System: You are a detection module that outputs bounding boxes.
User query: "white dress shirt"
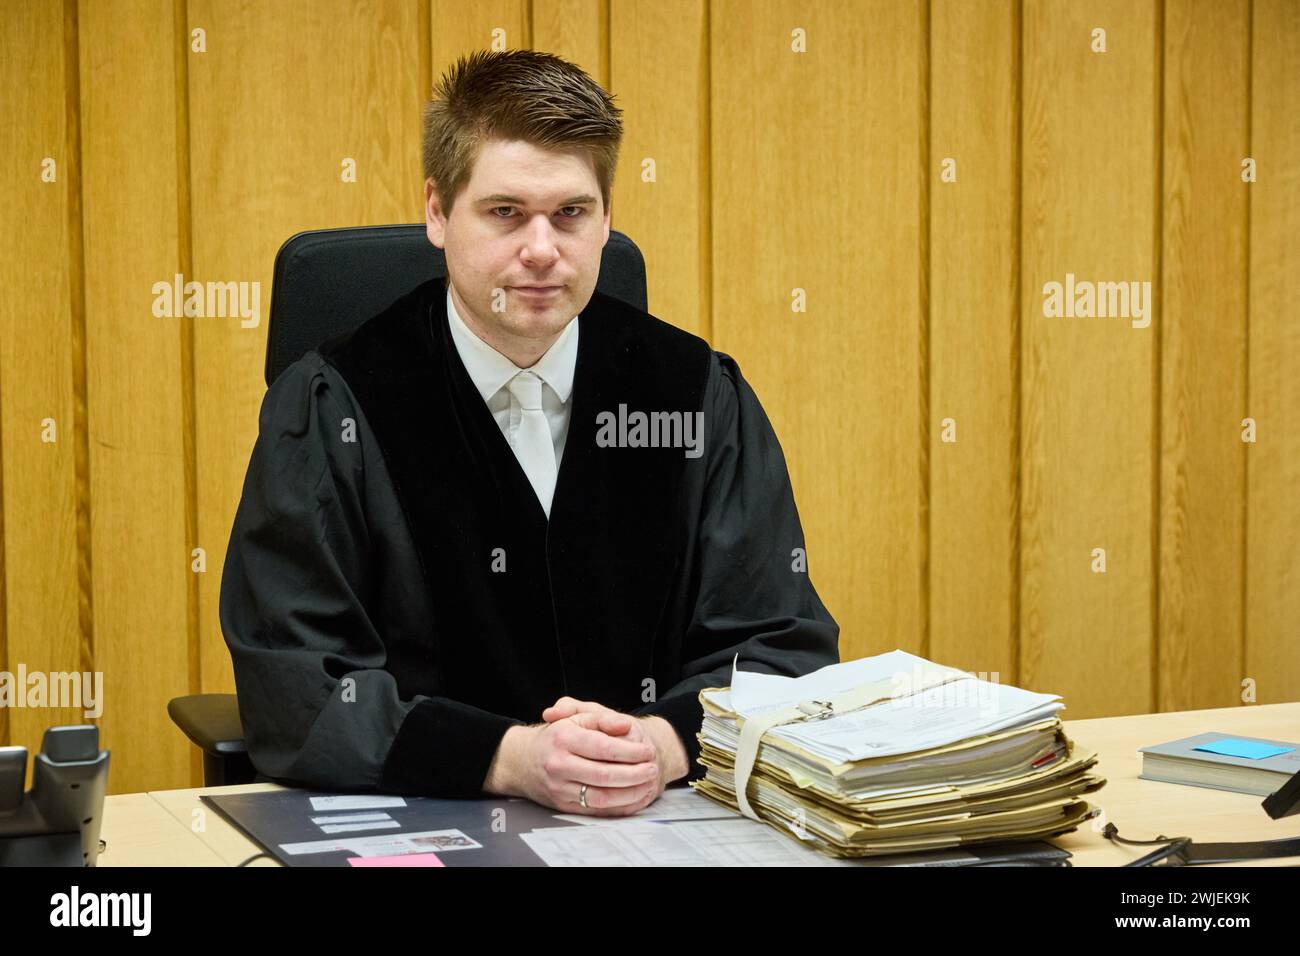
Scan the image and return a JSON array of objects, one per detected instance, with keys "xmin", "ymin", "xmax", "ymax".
[{"xmin": 445, "ymin": 286, "xmax": 580, "ymax": 468}]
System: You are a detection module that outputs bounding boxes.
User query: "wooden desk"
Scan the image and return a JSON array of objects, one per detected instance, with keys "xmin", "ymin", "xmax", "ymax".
[
  {"xmin": 145, "ymin": 782, "xmax": 284, "ymax": 866},
  {"xmin": 96, "ymin": 793, "xmax": 228, "ymax": 867},
  {"xmin": 100, "ymin": 701, "xmax": 1300, "ymax": 866},
  {"xmin": 1056, "ymin": 701, "xmax": 1299, "ymax": 866}
]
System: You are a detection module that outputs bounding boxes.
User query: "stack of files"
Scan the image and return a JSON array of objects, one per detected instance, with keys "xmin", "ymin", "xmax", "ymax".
[{"xmin": 689, "ymin": 649, "xmax": 1106, "ymax": 858}]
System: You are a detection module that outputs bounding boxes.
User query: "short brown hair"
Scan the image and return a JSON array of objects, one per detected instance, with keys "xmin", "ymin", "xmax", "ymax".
[{"xmin": 423, "ymin": 49, "xmax": 624, "ymax": 218}]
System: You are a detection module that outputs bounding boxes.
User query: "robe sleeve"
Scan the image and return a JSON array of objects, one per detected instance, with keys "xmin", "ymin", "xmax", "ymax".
[
  {"xmin": 631, "ymin": 351, "xmax": 841, "ymax": 781},
  {"xmin": 219, "ymin": 352, "xmax": 523, "ymax": 798}
]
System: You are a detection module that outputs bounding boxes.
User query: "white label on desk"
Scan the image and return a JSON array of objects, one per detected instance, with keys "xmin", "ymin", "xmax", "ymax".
[
  {"xmin": 318, "ymin": 820, "xmax": 402, "ymax": 835},
  {"xmin": 310, "ymin": 812, "xmax": 394, "ymax": 826},
  {"xmin": 280, "ymin": 828, "xmax": 482, "ymax": 858},
  {"xmin": 309, "ymin": 795, "xmax": 408, "ymax": 812}
]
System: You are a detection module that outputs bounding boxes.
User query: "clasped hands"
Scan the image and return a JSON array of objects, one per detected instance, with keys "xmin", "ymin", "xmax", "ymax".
[{"xmin": 486, "ymin": 696, "xmax": 689, "ymax": 817}]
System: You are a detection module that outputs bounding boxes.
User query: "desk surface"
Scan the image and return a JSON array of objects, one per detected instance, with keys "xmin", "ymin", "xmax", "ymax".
[{"xmin": 98, "ymin": 701, "xmax": 1300, "ymax": 867}]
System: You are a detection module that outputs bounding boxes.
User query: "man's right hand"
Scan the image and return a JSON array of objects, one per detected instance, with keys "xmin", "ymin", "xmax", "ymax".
[{"xmin": 483, "ymin": 712, "xmax": 661, "ymax": 816}]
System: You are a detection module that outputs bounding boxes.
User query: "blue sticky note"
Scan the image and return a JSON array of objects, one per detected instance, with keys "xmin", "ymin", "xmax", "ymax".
[{"xmin": 1193, "ymin": 738, "xmax": 1293, "ymax": 760}]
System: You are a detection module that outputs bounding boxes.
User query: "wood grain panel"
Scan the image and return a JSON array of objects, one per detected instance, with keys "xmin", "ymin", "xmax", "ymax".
[
  {"xmin": 1247, "ymin": 0, "xmax": 1300, "ymax": 703},
  {"xmin": 430, "ymin": 0, "xmax": 530, "ymax": 67},
  {"xmin": 608, "ymin": 0, "xmax": 709, "ymax": 338},
  {"xmin": 77, "ymin": 0, "xmax": 193, "ymax": 793},
  {"xmin": 712, "ymin": 0, "xmax": 926, "ymax": 663},
  {"xmin": 929, "ymin": 0, "xmax": 1018, "ymax": 681},
  {"xmin": 1020, "ymin": 0, "xmax": 1158, "ymax": 716},
  {"xmin": 534, "ymin": 0, "xmax": 606, "ymax": 86},
  {"xmin": 0, "ymin": 0, "xmax": 87, "ymax": 779},
  {"xmin": 1158, "ymin": 0, "xmax": 1249, "ymax": 712}
]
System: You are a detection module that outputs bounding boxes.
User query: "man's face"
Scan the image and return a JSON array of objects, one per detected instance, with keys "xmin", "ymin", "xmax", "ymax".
[{"xmin": 425, "ymin": 137, "xmax": 611, "ymax": 363}]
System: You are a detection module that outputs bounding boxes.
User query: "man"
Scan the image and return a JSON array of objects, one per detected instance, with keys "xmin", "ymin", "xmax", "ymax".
[{"xmin": 220, "ymin": 49, "xmax": 838, "ymax": 819}]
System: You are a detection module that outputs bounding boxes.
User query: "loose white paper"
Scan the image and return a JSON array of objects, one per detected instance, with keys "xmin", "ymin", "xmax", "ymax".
[{"xmin": 520, "ymin": 818, "xmax": 857, "ymax": 867}]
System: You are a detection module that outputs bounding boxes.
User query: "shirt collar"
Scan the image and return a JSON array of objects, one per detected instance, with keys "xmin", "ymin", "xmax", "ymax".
[{"xmin": 446, "ymin": 286, "xmax": 579, "ymax": 404}]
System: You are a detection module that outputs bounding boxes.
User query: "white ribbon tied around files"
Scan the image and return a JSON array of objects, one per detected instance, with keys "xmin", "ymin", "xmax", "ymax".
[{"xmin": 730, "ymin": 659, "xmax": 976, "ymax": 823}]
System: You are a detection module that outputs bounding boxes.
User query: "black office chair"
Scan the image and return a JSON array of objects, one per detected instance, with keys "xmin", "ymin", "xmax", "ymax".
[{"xmin": 169, "ymin": 223, "xmax": 649, "ymax": 787}]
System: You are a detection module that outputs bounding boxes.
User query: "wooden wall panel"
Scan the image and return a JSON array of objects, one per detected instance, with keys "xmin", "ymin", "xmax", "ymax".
[
  {"xmin": 534, "ymin": 0, "xmax": 606, "ymax": 86},
  {"xmin": 78, "ymin": 0, "xmax": 193, "ymax": 792},
  {"xmin": 608, "ymin": 0, "xmax": 710, "ymax": 339},
  {"xmin": 711, "ymin": 0, "xmax": 926, "ymax": 664},
  {"xmin": 1247, "ymin": 0, "xmax": 1300, "ymax": 703},
  {"xmin": 0, "ymin": 0, "xmax": 87, "ymax": 780},
  {"xmin": 430, "ymin": 0, "xmax": 530, "ymax": 69},
  {"xmin": 1158, "ymin": 0, "xmax": 1249, "ymax": 712},
  {"xmin": 1020, "ymin": 0, "xmax": 1159, "ymax": 716},
  {"xmin": 929, "ymin": 0, "xmax": 1019, "ymax": 682}
]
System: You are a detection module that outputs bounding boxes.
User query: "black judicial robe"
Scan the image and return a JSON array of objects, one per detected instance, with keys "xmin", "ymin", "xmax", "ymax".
[{"xmin": 219, "ymin": 274, "xmax": 839, "ymax": 799}]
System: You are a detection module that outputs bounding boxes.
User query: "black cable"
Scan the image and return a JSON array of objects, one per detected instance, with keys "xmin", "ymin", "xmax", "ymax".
[
  {"xmin": 1102, "ymin": 823, "xmax": 1193, "ymax": 866},
  {"xmin": 1102, "ymin": 822, "xmax": 1188, "ymax": 845}
]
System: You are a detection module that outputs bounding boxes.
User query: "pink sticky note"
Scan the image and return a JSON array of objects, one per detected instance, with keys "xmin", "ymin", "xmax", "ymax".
[{"xmin": 347, "ymin": 852, "xmax": 444, "ymax": 867}]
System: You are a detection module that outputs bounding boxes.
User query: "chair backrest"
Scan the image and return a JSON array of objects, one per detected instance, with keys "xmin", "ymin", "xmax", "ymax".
[{"xmin": 265, "ymin": 223, "xmax": 648, "ymax": 386}]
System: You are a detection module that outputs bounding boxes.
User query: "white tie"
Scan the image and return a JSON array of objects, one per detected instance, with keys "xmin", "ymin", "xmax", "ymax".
[{"xmin": 506, "ymin": 371, "xmax": 557, "ymax": 516}]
